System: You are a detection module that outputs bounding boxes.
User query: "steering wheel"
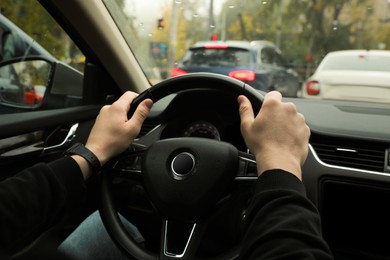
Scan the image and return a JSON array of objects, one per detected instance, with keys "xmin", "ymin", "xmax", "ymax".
[{"xmin": 100, "ymin": 73, "xmax": 264, "ymax": 260}]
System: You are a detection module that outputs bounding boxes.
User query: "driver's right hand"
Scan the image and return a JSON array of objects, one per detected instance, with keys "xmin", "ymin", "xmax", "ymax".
[{"xmin": 237, "ymin": 91, "xmax": 310, "ymax": 180}]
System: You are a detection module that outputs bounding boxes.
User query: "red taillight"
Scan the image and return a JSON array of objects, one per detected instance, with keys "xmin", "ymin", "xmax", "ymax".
[
  {"xmin": 170, "ymin": 68, "xmax": 187, "ymax": 78},
  {"xmin": 306, "ymin": 80, "xmax": 320, "ymax": 95},
  {"xmin": 228, "ymin": 70, "xmax": 256, "ymax": 81}
]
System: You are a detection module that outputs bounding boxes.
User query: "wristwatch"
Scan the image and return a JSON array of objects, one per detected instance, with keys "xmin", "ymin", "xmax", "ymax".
[{"xmin": 65, "ymin": 143, "xmax": 101, "ymax": 173}]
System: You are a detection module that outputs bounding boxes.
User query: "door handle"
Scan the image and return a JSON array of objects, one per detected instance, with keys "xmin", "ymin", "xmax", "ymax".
[{"xmin": 43, "ymin": 123, "xmax": 79, "ymax": 153}]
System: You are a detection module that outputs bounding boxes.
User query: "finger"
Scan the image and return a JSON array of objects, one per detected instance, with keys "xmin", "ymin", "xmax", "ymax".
[
  {"xmin": 238, "ymin": 95, "xmax": 254, "ymax": 129},
  {"xmin": 115, "ymin": 91, "xmax": 139, "ymax": 112},
  {"xmin": 284, "ymin": 102, "xmax": 298, "ymax": 114},
  {"xmin": 127, "ymin": 99, "xmax": 153, "ymax": 130},
  {"xmin": 263, "ymin": 91, "xmax": 282, "ymax": 106}
]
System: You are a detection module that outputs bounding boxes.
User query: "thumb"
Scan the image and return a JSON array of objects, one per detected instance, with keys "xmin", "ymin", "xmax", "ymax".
[
  {"xmin": 238, "ymin": 95, "xmax": 254, "ymax": 129},
  {"xmin": 127, "ymin": 99, "xmax": 153, "ymax": 132}
]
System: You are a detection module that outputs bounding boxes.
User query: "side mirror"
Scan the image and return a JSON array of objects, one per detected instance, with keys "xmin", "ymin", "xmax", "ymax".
[{"xmin": 0, "ymin": 58, "xmax": 51, "ymax": 107}]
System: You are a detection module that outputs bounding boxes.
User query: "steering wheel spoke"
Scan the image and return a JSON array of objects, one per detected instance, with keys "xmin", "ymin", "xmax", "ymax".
[
  {"xmin": 110, "ymin": 144, "xmax": 147, "ymax": 180},
  {"xmin": 236, "ymin": 151, "xmax": 258, "ymax": 181},
  {"xmin": 160, "ymin": 220, "xmax": 206, "ymax": 259}
]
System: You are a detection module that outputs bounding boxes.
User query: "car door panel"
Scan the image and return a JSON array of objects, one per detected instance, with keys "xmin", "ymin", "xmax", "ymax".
[
  {"xmin": 0, "ymin": 106, "xmax": 99, "ymax": 139},
  {"xmin": 0, "ymin": 106, "xmax": 100, "ymax": 180}
]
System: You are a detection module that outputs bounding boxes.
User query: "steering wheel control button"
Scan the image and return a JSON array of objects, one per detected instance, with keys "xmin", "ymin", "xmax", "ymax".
[{"xmin": 171, "ymin": 152, "xmax": 195, "ymax": 179}]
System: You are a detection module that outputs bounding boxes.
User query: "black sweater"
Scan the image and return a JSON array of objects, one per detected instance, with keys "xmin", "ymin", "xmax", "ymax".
[
  {"xmin": 0, "ymin": 158, "xmax": 333, "ymax": 259},
  {"xmin": 0, "ymin": 157, "xmax": 85, "ymax": 253},
  {"xmin": 240, "ymin": 169, "xmax": 333, "ymax": 259}
]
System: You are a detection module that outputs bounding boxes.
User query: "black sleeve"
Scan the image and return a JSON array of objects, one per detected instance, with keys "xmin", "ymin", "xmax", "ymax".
[
  {"xmin": 239, "ymin": 169, "xmax": 333, "ymax": 259},
  {"xmin": 0, "ymin": 157, "xmax": 86, "ymax": 252}
]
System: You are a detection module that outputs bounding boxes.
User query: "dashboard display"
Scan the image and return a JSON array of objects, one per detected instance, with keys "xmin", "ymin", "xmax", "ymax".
[{"xmin": 183, "ymin": 121, "xmax": 221, "ymax": 140}]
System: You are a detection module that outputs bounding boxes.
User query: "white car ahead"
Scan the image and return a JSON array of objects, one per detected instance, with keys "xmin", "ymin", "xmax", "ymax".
[{"xmin": 302, "ymin": 50, "xmax": 390, "ymax": 103}]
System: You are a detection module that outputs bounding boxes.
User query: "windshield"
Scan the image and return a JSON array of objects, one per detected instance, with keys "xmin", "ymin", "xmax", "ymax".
[
  {"xmin": 102, "ymin": 0, "xmax": 390, "ymax": 103},
  {"xmin": 321, "ymin": 54, "xmax": 390, "ymax": 72}
]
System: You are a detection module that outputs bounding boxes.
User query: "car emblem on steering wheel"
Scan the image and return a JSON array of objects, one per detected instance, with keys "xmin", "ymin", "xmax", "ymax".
[{"xmin": 171, "ymin": 152, "xmax": 195, "ymax": 180}]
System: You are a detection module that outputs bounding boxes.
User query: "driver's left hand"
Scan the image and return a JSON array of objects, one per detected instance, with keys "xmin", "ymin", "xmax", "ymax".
[{"xmin": 86, "ymin": 91, "xmax": 153, "ymax": 167}]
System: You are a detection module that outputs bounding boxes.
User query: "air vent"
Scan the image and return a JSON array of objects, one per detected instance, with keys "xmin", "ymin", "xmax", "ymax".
[{"xmin": 310, "ymin": 133, "xmax": 389, "ymax": 173}]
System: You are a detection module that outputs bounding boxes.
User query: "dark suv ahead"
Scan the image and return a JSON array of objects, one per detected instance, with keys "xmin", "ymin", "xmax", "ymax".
[{"xmin": 170, "ymin": 40, "xmax": 300, "ymax": 97}]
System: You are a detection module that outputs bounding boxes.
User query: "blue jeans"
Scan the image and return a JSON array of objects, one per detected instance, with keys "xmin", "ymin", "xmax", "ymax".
[{"xmin": 58, "ymin": 211, "xmax": 144, "ymax": 259}]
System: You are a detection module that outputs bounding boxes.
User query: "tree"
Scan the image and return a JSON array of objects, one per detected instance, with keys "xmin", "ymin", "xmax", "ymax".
[{"xmin": 219, "ymin": 0, "xmax": 378, "ymax": 77}]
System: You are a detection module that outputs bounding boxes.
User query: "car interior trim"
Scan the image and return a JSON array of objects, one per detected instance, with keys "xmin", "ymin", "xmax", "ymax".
[
  {"xmin": 163, "ymin": 220, "xmax": 196, "ymax": 258},
  {"xmin": 309, "ymin": 144, "xmax": 390, "ymax": 177}
]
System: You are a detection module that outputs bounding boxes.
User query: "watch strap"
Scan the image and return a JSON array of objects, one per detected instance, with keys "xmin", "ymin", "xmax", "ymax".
[{"xmin": 65, "ymin": 143, "xmax": 101, "ymax": 173}]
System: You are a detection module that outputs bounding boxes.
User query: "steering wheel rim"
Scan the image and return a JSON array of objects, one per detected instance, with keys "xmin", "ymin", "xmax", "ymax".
[{"xmin": 100, "ymin": 73, "xmax": 264, "ymax": 260}]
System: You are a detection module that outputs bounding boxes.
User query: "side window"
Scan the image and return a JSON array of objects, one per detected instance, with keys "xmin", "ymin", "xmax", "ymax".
[
  {"xmin": 0, "ymin": 2, "xmax": 84, "ymax": 113},
  {"xmin": 0, "ymin": 29, "xmax": 14, "ymax": 62},
  {"xmin": 260, "ymin": 47, "xmax": 274, "ymax": 65},
  {"xmin": 273, "ymin": 51, "xmax": 284, "ymax": 67}
]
